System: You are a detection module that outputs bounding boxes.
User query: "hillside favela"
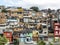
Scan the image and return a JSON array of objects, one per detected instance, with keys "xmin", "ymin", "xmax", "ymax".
[{"xmin": 0, "ymin": 1, "xmax": 60, "ymax": 45}]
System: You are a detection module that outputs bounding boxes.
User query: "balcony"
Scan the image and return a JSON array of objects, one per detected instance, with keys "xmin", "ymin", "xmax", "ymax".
[
  {"xmin": 0, "ymin": 26, "xmax": 6, "ymax": 29},
  {"xmin": 9, "ymin": 22, "xmax": 18, "ymax": 25},
  {"xmin": 23, "ymin": 15, "xmax": 32, "ymax": 18},
  {"xmin": 39, "ymin": 33, "xmax": 48, "ymax": 36},
  {"xmin": 28, "ymin": 20, "xmax": 35, "ymax": 23},
  {"xmin": 7, "ymin": 19, "xmax": 18, "ymax": 22},
  {"xmin": 0, "ymin": 23, "xmax": 7, "ymax": 25},
  {"xmin": 52, "ymin": 18, "xmax": 58, "ymax": 21},
  {"xmin": 28, "ymin": 25, "xmax": 35, "ymax": 28}
]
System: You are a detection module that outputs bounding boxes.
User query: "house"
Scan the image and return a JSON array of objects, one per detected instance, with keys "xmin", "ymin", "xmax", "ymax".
[
  {"xmin": 0, "ymin": 6, "xmax": 5, "ymax": 12},
  {"xmin": 0, "ymin": 13, "xmax": 7, "ymax": 24},
  {"xmin": 6, "ymin": 7, "xmax": 24, "ymax": 19},
  {"xmin": 38, "ymin": 23, "xmax": 48, "ymax": 41},
  {"xmin": 6, "ymin": 16, "xmax": 19, "ymax": 28}
]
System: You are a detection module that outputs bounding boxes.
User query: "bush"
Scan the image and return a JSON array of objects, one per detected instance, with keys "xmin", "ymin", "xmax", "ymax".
[
  {"xmin": 37, "ymin": 40, "xmax": 46, "ymax": 45},
  {"xmin": 13, "ymin": 38, "xmax": 19, "ymax": 45},
  {"xmin": 0, "ymin": 36, "xmax": 8, "ymax": 45},
  {"xmin": 49, "ymin": 42, "xmax": 53, "ymax": 45}
]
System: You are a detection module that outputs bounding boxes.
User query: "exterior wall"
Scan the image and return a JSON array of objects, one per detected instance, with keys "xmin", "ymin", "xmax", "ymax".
[
  {"xmin": 36, "ymin": 12, "xmax": 42, "ymax": 17},
  {"xmin": 13, "ymin": 27, "xmax": 23, "ymax": 32},
  {"xmin": 0, "ymin": 13, "xmax": 7, "ymax": 24},
  {"xmin": 7, "ymin": 8, "xmax": 24, "ymax": 18},
  {"xmin": 0, "ymin": 6, "xmax": 5, "ymax": 12}
]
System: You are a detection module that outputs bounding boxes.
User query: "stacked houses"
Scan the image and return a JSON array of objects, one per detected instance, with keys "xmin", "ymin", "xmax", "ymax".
[{"xmin": 0, "ymin": 6, "xmax": 59, "ymax": 43}]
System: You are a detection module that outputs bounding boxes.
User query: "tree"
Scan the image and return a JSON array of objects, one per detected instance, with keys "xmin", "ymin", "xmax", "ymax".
[
  {"xmin": 48, "ymin": 8, "xmax": 51, "ymax": 14},
  {"xmin": 17, "ymin": 7, "xmax": 22, "ymax": 9},
  {"xmin": 13, "ymin": 38, "xmax": 19, "ymax": 45},
  {"xmin": 30, "ymin": 6, "xmax": 39, "ymax": 12},
  {"xmin": 57, "ymin": 9, "xmax": 60, "ymax": 12},
  {"xmin": 2, "ymin": 9, "xmax": 8, "ymax": 13}
]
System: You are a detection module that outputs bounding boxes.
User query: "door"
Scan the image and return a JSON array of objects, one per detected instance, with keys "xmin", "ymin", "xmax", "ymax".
[{"xmin": 19, "ymin": 34, "xmax": 25, "ymax": 42}]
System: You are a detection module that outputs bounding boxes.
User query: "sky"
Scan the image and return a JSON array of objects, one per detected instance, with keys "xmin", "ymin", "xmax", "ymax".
[{"xmin": 0, "ymin": 0, "xmax": 60, "ymax": 9}]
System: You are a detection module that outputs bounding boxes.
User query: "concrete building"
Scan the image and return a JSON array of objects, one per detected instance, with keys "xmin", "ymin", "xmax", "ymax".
[
  {"xmin": 0, "ymin": 13, "xmax": 7, "ymax": 24},
  {"xmin": 6, "ymin": 7, "xmax": 24, "ymax": 18},
  {"xmin": 0, "ymin": 6, "xmax": 5, "ymax": 12}
]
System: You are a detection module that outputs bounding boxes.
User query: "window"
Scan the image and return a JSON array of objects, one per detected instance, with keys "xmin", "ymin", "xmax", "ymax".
[
  {"xmin": 36, "ymin": 20, "xmax": 40, "ymax": 23},
  {"xmin": 17, "ymin": 12, "xmax": 22, "ymax": 14},
  {"xmin": 44, "ymin": 32, "xmax": 47, "ymax": 34},
  {"xmin": 42, "ymin": 25, "xmax": 47, "ymax": 28},
  {"xmin": 24, "ymin": 18, "xmax": 28, "ymax": 22},
  {"xmin": 12, "ymin": 12, "xmax": 14, "ymax": 14},
  {"xmin": 39, "ymin": 30, "xmax": 43, "ymax": 33},
  {"xmin": 0, "ymin": 9, "xmax": 1, "ymax": 12},
  {"xmin": 27, "ymin": 38, "xmax": 29, "ymax": 41},
  {"xmin": 10, "ymin": 16, "xmax": 17, "ymax": 19},
  {"xmin": 26, "ymin": 37, "xmax": 31, "ymax": 42},
  {"xmin": 48, "ymin": 27, "xmax": 51, "ymax": 30},
  {"xmin": 32, "ymin": 13, "xmax": 35, "ymax": 16},
  {"xmin": 20, "ymin": 19, "xmax": 23, "ymax": 22},
  {"xmin": 0, "ymin": 17, "xmax": 2, "ymax": 18},
  {"xmin": 54, "ymin": 21, "xmax": 57, "ymax": 23},
  {"xmin": 36, "ymin": 32, "xmax": 38, "ymax": 35},
  {"xmin": 43, "ymin": 21, "xmax": 46, "ymax": 23},
  {"xmin": 24, "ymin": 14, "xmax": 28, "ymax": 16}
]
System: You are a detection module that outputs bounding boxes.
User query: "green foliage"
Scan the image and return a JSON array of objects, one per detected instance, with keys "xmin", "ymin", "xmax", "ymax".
[
  {"xmin": 49, "ymin": 42, "xmax": 53, "ymax": 45},
  {"xmin": 17, "ymin": 7, "xmax": 22, "ymax": 9},
  {"xmin": 2, "ymin": 9, "xmax": 8, "ymax": 13},
  {"xmin": 30, "ymin": 6, "xmax": 39, "ymax": 12},
  {"xmin": 37, "ymin": 40, "xmax": 46, "ymax": 45},
  {"xmin": 14, "ymin": 39, "xmax": 19, "ymax": 45},
  {"xmin": 53, "ymin": 38, "xmax": 55, "ymax": 42},
  {"xmin": 0, "ymin": 36, "xmax": 8, "ymax": 45},
  {"xmin": 48, "ymin": 8, "xmax": 51, "ymax": 14}
]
